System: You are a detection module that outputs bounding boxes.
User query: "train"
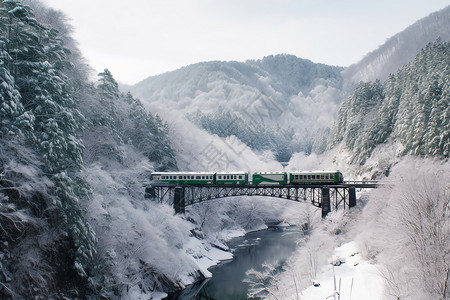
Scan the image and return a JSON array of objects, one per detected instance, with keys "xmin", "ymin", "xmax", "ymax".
[{"xmin": 150, "ymin": 170, "xmax": 344, "ymax": 185}]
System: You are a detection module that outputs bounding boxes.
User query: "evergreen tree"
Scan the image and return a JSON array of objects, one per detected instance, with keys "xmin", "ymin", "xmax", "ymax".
[
  {"xmin": 0, "ymin": 43, "xmax": 32, "ymax": 136},
  {"xmin": 0, "ymin": 2, "xmax": 96, "ymax": 295}
]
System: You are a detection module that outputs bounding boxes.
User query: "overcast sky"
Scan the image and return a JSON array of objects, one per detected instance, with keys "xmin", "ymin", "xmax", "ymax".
[{"xmin": 44, "ymin": 0, "xmax": 449, "ymax": 85}]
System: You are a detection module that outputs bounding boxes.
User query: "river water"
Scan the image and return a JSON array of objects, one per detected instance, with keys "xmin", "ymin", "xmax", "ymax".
[{"xmin": 169, "ymin": 226, "xmax": 302, "ymax": 299}]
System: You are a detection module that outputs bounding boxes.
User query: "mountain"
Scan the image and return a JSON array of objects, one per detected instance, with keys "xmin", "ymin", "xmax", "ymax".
[
  {"xmin": 343, "ymin": 5, "xmax": 450, "ymax": 83},
  {"xmin": 130, "ymin": 55, "xmax": 345, "ymax": 160},
  {"xmin": 131, "ymin": 55, "xmax": 343, "ymax": 110},
  {"xmin": 130, "ymin": 6, "xmax": 450, "ymax": 162}
]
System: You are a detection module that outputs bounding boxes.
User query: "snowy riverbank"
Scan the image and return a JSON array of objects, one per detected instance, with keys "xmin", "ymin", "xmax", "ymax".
[{"xmin": 300, "ymin": 241, "xmax": 384, "ymax": 300}]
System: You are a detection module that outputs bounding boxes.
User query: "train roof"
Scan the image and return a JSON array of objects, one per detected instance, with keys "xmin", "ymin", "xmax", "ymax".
[
  {"xmin": 215, "ymin": 171, "xmax": 247, "ymax": 174},
  {"xmin": 253, "ymin": 171, "xmax": 287, "ymax": 174},
  {"xmin": 151, "ymin": 171, "xmax": 215, "ymax": 175},
  {"xmin": 289, "ymin": 170, "xmax": 342, "ymax": 174},
  {"xmin": 152, "ymin": 170, "xmax": 342, "ymax": 175}
]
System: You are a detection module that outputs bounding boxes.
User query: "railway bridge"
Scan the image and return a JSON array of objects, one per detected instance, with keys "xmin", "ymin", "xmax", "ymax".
[{"xmin": 145, "ymin": 181, "xmax": 379, "ymax": 218}]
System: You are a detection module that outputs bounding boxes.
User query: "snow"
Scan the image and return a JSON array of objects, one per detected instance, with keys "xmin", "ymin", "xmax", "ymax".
[
  {"xmin": 300, "ymin": 242, "xmax": 384, "ymax": 300},
  {"xmin": 195, "ymin": 246, "xmax": 233, "ymax": 278}
]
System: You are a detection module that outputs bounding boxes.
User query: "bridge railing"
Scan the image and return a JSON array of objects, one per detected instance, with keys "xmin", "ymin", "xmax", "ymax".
[{"xmin": 344, "ymin": 180, "xmax": 377, "ymax": 185}]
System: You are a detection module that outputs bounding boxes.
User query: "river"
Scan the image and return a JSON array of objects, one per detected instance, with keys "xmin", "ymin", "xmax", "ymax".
[{"xmin": 168, "ymin": 225, "xmax": 302, "ymax": 299}]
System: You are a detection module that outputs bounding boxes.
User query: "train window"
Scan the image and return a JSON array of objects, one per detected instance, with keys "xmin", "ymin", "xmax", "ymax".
[
  {"xmin": 239, "ymin": 175, "xmax": 242, "ymax": 179},
  {"xmin": 201, "ymin": 176, "xmax": 204, "ymax": 179},
  {"xmin": 218, "ymin": 176, "xmax": 222, "ymax": 179},
  {"xmin": 234, "ymin": 176, "xmax": 236, "ymax": 179},
  {"xmin": 196, "ymin": 176, "xmax": 200, "ymax": 179},
  {"xmin": 307, "ymin": 175, "xmax": 311, "ymax": 180}
]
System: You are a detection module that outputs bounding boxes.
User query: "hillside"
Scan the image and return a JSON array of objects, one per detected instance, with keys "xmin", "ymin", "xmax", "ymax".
[
  {"xmin": 331, "ymin": 40, "xmax": 449, "ymax": 168},
  {"xmin": 0, "ymin": 2, "xmax": 203, "ymax": 299},
  {"xmin": 343, "ymin": 5, "xmax": 450, "ymax": 82}
]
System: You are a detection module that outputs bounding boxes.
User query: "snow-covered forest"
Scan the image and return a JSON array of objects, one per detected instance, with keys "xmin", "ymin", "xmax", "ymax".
[
  {"xmin": 332, "ymin": 41, "xmax": 450, "ymax": 164},
  {"xmin": 1, "ymin": 0, "xmax": 449, "ymax": 299},
  {"xmin": 130, "ymin": 56, "xmax": 345, "ymax": 161}
]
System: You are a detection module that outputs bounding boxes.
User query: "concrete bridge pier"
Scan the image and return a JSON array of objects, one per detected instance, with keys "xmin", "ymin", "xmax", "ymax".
[
  {"xmin": 321, "ymin": 187, "xmax": 331, "ymax": 218},
  {"xmin": 349, "ymin": 187, "xmax": 356, "ymax": 208},
  {"xmin": 174, "ymin": 186, "xmax": 185, "ymax": 214},
  {"xmin": 145, "ymin": 185, "xmax": 156, "ymax": 198}
]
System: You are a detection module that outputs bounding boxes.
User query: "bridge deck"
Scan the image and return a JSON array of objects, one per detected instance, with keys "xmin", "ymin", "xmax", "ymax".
[{"xmin": 146, "ymin": 181, "xmax": 380, "ymax": 217}]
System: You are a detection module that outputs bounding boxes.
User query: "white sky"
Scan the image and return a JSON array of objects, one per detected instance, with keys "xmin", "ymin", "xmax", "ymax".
[{"xmin": 43, "ymin": 0, "xmax": 449, "ymax": 85}]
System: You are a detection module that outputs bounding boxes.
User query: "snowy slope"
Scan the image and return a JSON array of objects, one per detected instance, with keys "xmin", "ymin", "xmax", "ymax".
[
  {"xmin": 343, "ymin": 5, "xmax": 450, "ymax": 82},
  {"xmin": 300, "ymin": 242, "xmax": 384, "ymax": 300}
]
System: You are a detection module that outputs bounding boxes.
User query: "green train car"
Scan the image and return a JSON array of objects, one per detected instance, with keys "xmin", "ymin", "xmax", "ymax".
[
  {"xmin": 252, "ymin": 172, "xmax": 287, "ymax": 185},
  {"xmin": 289, "ymin": 170, "xmax": 343, "ymax": 184}
]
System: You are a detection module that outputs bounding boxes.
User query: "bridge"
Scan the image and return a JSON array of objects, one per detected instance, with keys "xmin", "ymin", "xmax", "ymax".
[{"xmin": 145, "ymin": 181, "xmax": 379, "ymax": 217}]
